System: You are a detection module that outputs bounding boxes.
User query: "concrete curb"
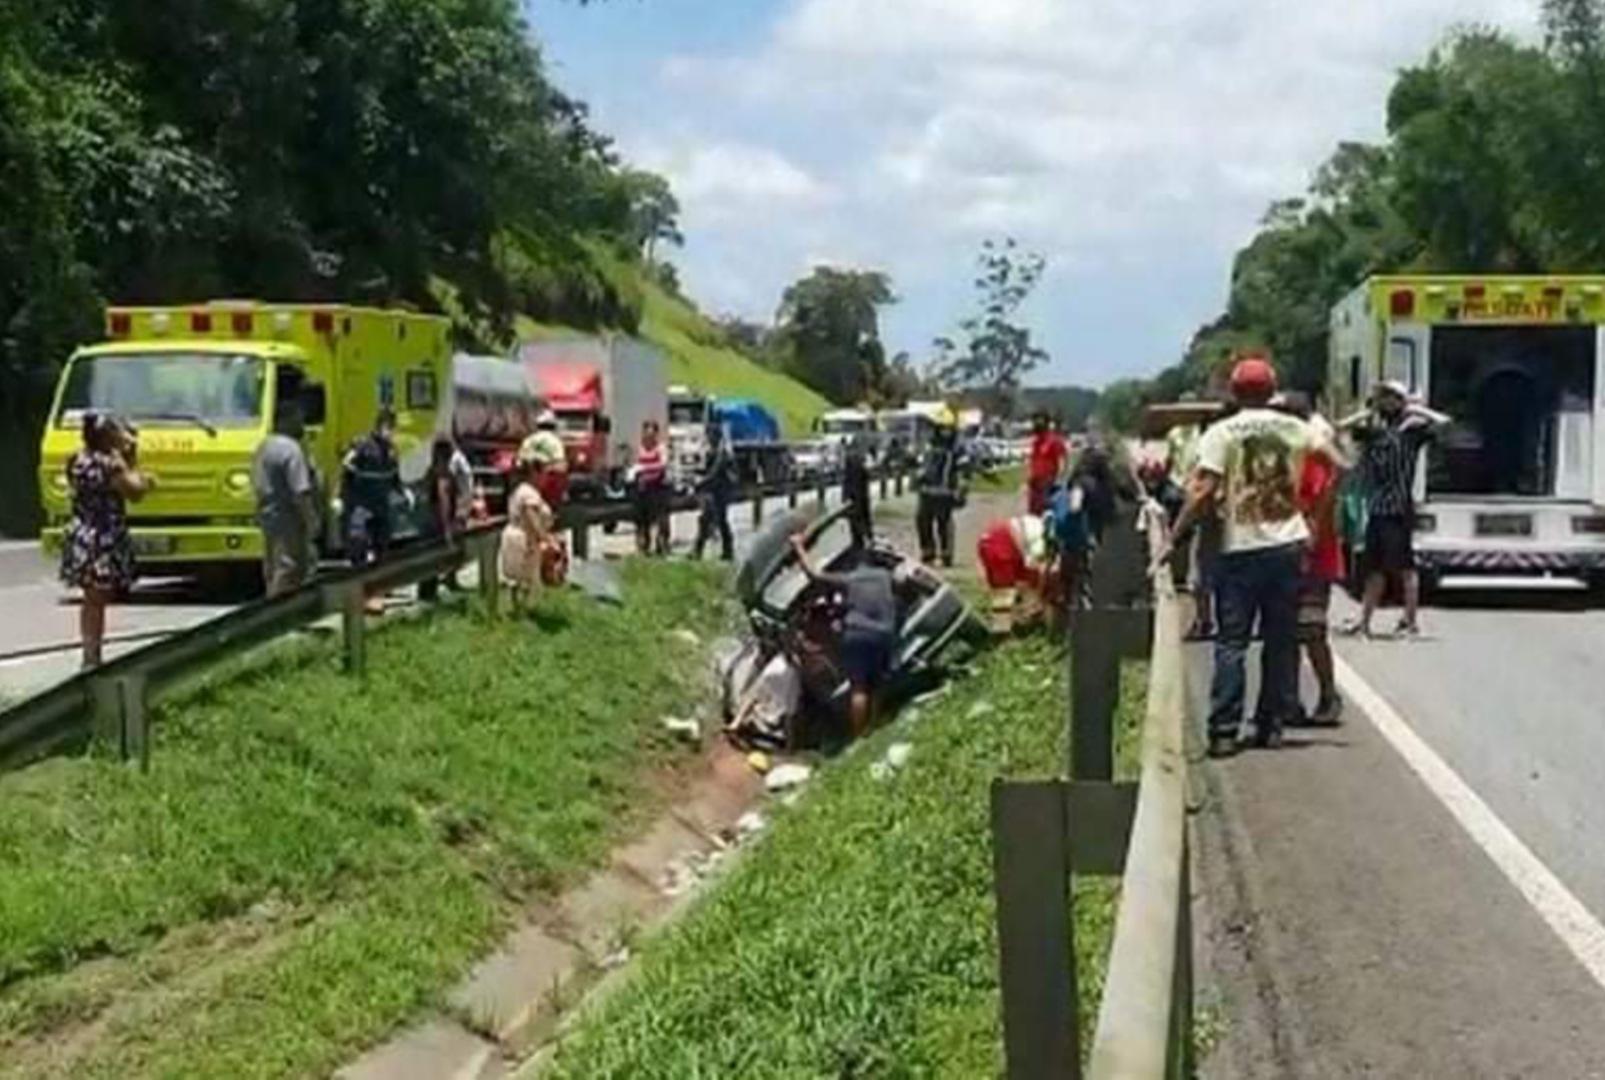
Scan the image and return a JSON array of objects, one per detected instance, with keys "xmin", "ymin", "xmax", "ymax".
[{"xmin": 337, "ymin": 743, "xmax": 766, "ymax": 1080}]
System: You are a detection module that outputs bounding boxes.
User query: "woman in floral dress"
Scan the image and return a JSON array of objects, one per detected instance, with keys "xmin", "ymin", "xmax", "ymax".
[{"xmin": 59, "ymin": 413, "xmax": 153, "ymax": 667}]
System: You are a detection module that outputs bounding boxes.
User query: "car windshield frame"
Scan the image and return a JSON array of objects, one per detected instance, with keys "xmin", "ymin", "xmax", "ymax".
[
  {"xmin": 669, "ymin": 402, "xmax": 707, "ymax": 426},
  {"xmin": 55, "ymin": 352, "xmax": 267, "ymax": 431}
]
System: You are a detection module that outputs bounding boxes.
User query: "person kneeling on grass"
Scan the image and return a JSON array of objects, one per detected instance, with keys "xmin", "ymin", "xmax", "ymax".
[
  {"xmin": 500, "ymin": 456, "xmax": 556, "ymax": 609},
  {"xmin": 789, "ymin": 534, "xmax": 900, "ymax": 738}
]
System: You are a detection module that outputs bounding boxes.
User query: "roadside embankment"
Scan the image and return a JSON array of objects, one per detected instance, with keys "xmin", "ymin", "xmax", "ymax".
[
  {"xmin": 539, "ymin": 633, "xmax": 1146, "ymax": 1077},
  {"xmin": 0, "ymin": 562, "xmax": 731, "ymax": 1079}
]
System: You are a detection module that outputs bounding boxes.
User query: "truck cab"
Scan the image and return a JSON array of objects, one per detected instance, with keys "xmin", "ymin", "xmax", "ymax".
[
  {"xmin": 668, "ymin": 384, "xmax": 711, "ymax": 485},
  {"xmin": 1329, "ymin": 276, "xmax": 1605, "ymax": 582}
]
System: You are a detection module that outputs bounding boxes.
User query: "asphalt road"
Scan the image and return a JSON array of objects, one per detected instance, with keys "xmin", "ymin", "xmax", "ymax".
[
  {"xmin": 0, "ymin": 486, "xmax": 865, "ymax": 700},
  {"xmin": 1197, "ymin": 586, "xmax": 1605, "ymax": 1077}
]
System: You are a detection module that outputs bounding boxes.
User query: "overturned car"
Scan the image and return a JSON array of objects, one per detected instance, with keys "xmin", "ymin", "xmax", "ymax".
[{"xmin": 722, "ymin": 505, "xmax": 983, "ymax": 750}]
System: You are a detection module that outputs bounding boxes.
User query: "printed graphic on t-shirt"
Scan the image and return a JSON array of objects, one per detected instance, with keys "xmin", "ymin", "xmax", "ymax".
[
  {"xmin": 1233, "ymin": 433, "xmax": 1299, "ymax": 526},
  {"xmin": 1196, "ymin": 409, "xmax": 1313, "ymax": 553}
]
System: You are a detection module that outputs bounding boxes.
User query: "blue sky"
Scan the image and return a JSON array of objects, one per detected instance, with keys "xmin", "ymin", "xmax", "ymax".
[{"xmin": 527, "ymin": 0, "xmax": 1539, "ymax": 390}]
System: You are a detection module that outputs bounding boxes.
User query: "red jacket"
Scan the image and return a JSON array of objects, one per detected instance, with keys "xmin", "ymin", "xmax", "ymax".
[{"xmin": 1028, "ymin": 432, "xmax": 1068, "ymax": 485}]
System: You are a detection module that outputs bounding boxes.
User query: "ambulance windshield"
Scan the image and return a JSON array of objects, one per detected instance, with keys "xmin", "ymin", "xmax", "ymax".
[{"xmin": 56, "ymin": 353, "xmax": 266, "ymax": 431}]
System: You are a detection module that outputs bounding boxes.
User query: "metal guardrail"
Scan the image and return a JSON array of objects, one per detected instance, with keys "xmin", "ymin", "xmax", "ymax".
[
  {"xmin": 0, "ymin": 470, "xmax": 907, "ymax": 775},
  {"xmin": 990, "ymin": 512, "xmax": 1194, "ymax": 1078}
]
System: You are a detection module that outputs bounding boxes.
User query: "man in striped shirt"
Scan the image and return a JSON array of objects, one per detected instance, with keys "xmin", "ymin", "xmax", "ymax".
[{"xmin": 1338, "ymin": 381, "xmax": 1451, "ymax": 638}]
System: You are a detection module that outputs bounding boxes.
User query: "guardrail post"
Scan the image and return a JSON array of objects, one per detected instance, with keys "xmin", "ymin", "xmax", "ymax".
[
  {"xmin": 788, "ymin": 484, "xmax": 799, "ymax": 509},
  {"xmin": 992, "ymin": 780, "xmax": 1080, "ymax": 1079},
  {"xmin": 340, "ymin": 584, "xmax": 367, "ymax": 676},
  {"xmin": 88, "ymin": 672, "xmax": 149, "ymax": 768},
  {"xmin": 752, "ymin": 489, "xmax": 765, "ymax": 529},
  {"xmin": 571, "ymin": 519, "xmax": 591, "ymax": 561},
  {"xmin": 879, "ymin": 472, "xmax": 889, "ymax": 501},
  {"xmin": 476, "ymin": 533, "xmax": 501, "ymax": 619},
  {"xmin": 895, "ymin": 470, "xmax": 905, "ymax": 497},
  {"xmin": 814, "ymin": 479, "xmax": 827, "ymax": 510}
]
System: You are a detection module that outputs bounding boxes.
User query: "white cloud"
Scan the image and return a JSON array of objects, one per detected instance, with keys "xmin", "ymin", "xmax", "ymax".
[
  {"xmin": 635, "ymin": 140, "xmax": 829, "ymax": 216},
  {"xmin": 612, "ymin": 0, "xmax": 1542, "ymax": 384}
]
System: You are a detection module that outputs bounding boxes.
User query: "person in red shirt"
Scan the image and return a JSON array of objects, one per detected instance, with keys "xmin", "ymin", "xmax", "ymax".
[
  {"xmin": 1277, "ymin": 392, "xmax": 1344, "ymax": 726},
  {"xmin": 1025, "ymin": 412, "xmax": 1068, "ymax": 514},
  {"xmin": 633, "ymin": 420, "xmax": 671, "ymax": 556}
]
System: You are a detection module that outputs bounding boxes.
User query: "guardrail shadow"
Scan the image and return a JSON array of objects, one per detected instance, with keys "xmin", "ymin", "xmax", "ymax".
[{"xmin": 990, "ymin": 511, "xmax": 1195, "ymax": 1078}]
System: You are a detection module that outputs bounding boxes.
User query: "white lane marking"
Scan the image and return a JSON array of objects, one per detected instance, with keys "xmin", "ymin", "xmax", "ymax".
[{"xmin": 1335, "ymin": 654, "xmax": 1605, "ymax": 991}]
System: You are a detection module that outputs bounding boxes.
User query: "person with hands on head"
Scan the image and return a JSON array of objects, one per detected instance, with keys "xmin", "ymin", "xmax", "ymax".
[
  {"xmin": 788, "ymin": 533, "xmax": 900, "ymax": 739},
  {"xmin": 1337, "ymin": 380, "xmax": 1450, "ymax": 639},
  {"xmin": 60, "ymin": 412, "xmax": 155, "ymax": 669},
  {"xmin": 1157, "ymin": 355, "xmax": 1324, "ymax": 757}
]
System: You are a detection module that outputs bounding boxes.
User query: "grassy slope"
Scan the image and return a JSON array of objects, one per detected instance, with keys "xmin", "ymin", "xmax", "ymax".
[
  {"xmin": 515, "ymin": 281, "xmax": 831, "ymax": 439},
  {"xmin": 546, "ymin": 636, "xmax": 1145, "ymax": 1078},
  {"xmin": 0, "ymin": 563, "xmax": 731, "ymax": 1079}
]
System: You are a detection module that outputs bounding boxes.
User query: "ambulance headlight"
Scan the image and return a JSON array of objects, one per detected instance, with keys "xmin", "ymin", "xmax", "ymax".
[{"xmin": 225, "ymin": 470, "xmax": 253, "ymax": 495}]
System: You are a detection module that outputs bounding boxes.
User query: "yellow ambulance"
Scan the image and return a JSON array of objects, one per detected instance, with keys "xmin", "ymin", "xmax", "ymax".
[
  {"xmin": 38, "ymin": 301, "xmax": 453, "ymax": 579},
  {"xmin": 1329, "ymin": 275, "xmax": 1605, "ymax": 583}
]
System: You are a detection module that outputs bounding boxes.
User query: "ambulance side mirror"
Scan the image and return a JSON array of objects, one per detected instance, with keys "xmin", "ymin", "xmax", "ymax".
[{"xmin": 302, "ymin": 385, "xmax": 328, "ymax": 427}]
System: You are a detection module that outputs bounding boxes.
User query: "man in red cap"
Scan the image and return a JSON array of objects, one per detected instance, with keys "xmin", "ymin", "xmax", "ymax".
[{"xmin": 1160, "ymin": 352, "xmax": 1327, "ymax": 756}]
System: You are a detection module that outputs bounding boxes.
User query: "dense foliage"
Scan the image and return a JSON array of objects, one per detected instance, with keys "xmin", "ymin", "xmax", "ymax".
[
  {"xmin": 0, "ymin": 0, "xmax": 673, "ymax": 533},
  {"xmin": 772, "ymin": 265, "xmax": 898, "ymax": 405},
  {"xmin": 1102, "ymin": 0, "xmax": 1605, "ymax": 426}
]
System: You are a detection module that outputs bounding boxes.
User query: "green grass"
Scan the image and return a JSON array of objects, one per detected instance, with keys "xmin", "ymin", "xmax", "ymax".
[
  {"xmin": 545, "ymin": 636, "xmax": 1146, "ymax": 1078},
  {"xmin": 971, "ymin": 464, "xmax": 1025, "ymax": 495},
  {"xmin": 0, "ymin": 562, "xmax": 732, "ymax": 1078}
]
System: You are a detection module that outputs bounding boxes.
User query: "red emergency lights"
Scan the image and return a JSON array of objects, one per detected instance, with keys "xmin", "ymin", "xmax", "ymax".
[
  {"xmin": 190, "ymin": 312, "xmax": 213, "ymax": 333},
  {"xmin": 1389, "ymin": 290, "xmax": 1415, "ymax": 318},
  {"xmin": 109, "ymin": 313, "xmax": 132, "ymax": 337},
  {"xmin": 231, "ymin": 312, "xmax": 253, "ymax": 335},
  {"xmin": 313, "ymin": 310, "xmax": 335, "ymax": 334}
]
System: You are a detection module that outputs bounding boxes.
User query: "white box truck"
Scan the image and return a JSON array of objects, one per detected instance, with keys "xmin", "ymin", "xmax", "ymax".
[{"xmin": 515, "ymin": 336, "xmax": 667, "ymax": 498}]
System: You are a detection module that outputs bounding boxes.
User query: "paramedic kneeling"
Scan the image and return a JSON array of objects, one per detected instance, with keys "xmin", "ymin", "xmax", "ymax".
[{"xmin": 790, "ymin": 534, "xmax": 899, "ymax": 738}]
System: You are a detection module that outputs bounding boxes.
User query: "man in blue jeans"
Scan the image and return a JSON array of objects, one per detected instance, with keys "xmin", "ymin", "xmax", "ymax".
[{"xmin": 1160, "ymin": 356, "xmax": 1323, "ymax": 757}]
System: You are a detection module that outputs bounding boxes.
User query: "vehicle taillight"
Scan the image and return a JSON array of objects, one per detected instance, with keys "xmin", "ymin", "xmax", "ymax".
[
  {"xmin": 1390, "ymin": 290, "xmax": 1415, "ymax": 318},
  {"xmin": 108, "ymin": 313, "xmax": 132, "ymax": 338},
  {"xmin": 231, "ymin": 312, "xmax": 253, "ymax": 335},
  {"xmin": 1464, "ymin": 283, "xmax": 1486, "ymax": 300},
  {"xmin": 191, "ymin": 312, "xmax": 213, "ymax": 333},
  {"xmin": 313, "ymin": 311, "xmax": 335, "ymax": 334}
]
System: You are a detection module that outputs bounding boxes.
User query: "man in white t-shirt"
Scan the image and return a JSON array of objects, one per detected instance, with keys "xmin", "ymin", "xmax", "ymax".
[{"xmin": 1163, "ymin": 355, "xmax": 1320, "ymax": 757}]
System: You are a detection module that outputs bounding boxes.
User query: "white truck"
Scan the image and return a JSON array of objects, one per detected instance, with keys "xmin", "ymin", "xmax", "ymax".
[
  {"xmin": 814, "ymin": 407, "xmax": 878, "ymax": 461},
  {"xmin": 515, "ymin": 336, "xmax": 667, "ymax": 499},
  {"xmin": 1329, "ymin": 275, "xmax": 1605, "ymax": 584}
]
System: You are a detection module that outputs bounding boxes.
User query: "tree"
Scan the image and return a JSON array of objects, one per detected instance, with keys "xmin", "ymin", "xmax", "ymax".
[
  {"xmin": 773, "ymin": 266, "xmax": 896, "ymax": 404},
  {"xmin": 932, "ymin": 238, "xmax": 1049, "ymax": 417},
  {"xmin": 617, "ymin": 168, "xmax": 683, "ymax": 261},
  {"xmin": 0, "ymin": 0, "xmax": 683, "ymax": 534}
]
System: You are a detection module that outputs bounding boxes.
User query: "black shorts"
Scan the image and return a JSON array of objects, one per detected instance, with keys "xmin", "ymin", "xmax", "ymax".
[
  {"xmin": 1363, "ymin": 514, "xmax": 1415, "ymax": 575},
  {"xmin": 841, "ymin": 627, "xmax": 893, "ymax": 690}
]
